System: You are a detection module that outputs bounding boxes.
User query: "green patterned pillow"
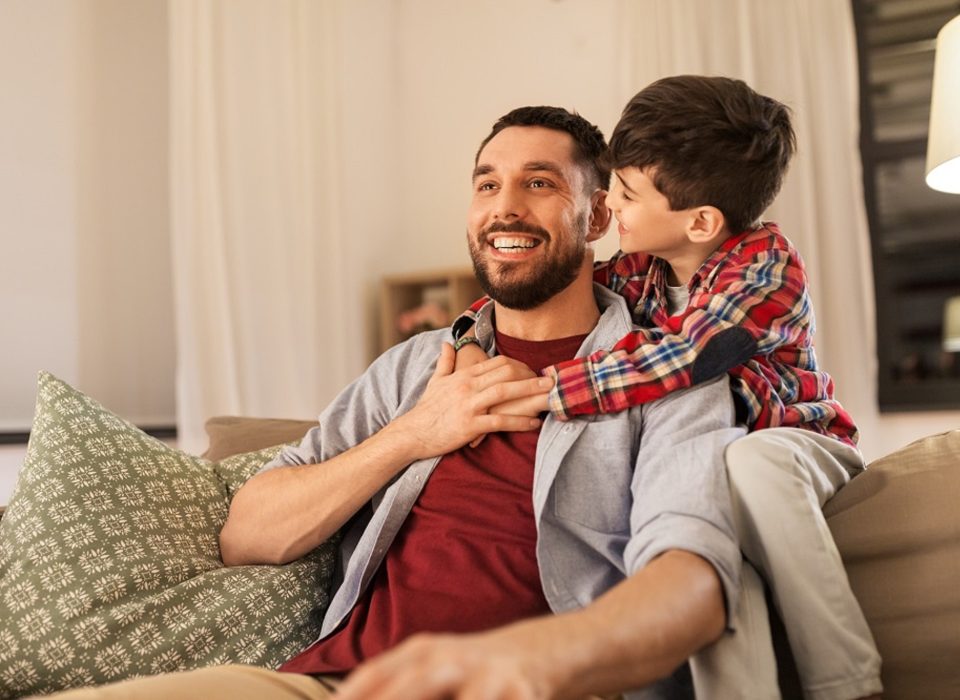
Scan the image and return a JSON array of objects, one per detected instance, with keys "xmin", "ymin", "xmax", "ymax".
[{"xmin": 0, "ymin": 372, "xmax": 336, "ymax": 697}]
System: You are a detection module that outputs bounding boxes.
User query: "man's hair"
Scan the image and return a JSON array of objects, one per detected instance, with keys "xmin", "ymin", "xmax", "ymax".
[
  {"xmin": 607, "ymin": 75, "xmax": 796, "ymax": 234},
  {"xmin": 475, "ymin": 106, "xmax": 610, "ymax": 193}
]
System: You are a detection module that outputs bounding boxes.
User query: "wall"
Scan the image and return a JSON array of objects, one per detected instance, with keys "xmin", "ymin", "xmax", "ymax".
[
  {"xmin": 0, "ymin": 0, "xmax": 174, "ymax": 432},
  {"xmin": 0, "ymin": 0, "xmax": 81, "ymax": 431},
  {"xmin": 74, "ymin": 0, "xmax": 175, "ymax": 427}
]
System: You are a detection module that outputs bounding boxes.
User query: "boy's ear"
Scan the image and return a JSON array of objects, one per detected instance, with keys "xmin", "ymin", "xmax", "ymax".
[
  {"xmin": 586, "ymin": 189, "xmax": 612, "ymax": 243},
  {"xmin": 685, "ymin": 205, "xmax": 727, "ymax": 244}
]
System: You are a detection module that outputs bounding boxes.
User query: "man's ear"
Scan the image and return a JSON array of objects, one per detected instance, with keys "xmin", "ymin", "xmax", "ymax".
[
  {"xmin": 685, "ymin": 205, "xmax": 727, "ymax": 244},
  {"xmin": 586, "ymin": 190, "xmax": 612, "ymax": 243}
]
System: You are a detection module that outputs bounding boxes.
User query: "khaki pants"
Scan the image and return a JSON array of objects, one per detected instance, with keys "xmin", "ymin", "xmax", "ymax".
[
  {"xmin": 693, "ymin": 428, "xmax": 883, "ymax": 700},
  {"xmin": 31, "ymin": 666, "xmax": 338, "ymax": 700},
  {"xmin": 40, "ymin": 666, "xmax": 623, "ymax": 699}
]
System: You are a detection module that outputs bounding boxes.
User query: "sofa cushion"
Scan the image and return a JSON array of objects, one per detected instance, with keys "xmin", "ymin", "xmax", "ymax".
[
  {"xmin": 202, "ymin": 416, "xmax": 316, "ymax": 463},
  {"xmin": 0, "ymin": 372, "xmax": 336, "ymax": 697},
  {"xmin": 825, "ymin": 429, "xmax": 960, "ymax": 699}
]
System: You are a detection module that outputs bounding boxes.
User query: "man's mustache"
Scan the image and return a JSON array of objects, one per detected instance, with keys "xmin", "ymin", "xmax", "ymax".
[{"xmin": 481, "ymin": 221, "xmax": 550, "ymax": 238}]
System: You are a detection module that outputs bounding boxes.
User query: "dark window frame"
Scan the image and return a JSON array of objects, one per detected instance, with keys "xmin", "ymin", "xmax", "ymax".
[{"xmin": 851, "ymin": 0, "xmax": 960, "ymax": 412}]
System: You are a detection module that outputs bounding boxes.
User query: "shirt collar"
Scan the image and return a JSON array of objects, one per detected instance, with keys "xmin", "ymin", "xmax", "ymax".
[{"xmin": 473, "ymin": 284, "xmax": 632, "ymax": 358}]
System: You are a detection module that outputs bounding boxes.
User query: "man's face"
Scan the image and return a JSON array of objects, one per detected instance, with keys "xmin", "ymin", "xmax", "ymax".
[{"xmin": 467, "ymin": 126, "xmax": 593, "ymax": 310}]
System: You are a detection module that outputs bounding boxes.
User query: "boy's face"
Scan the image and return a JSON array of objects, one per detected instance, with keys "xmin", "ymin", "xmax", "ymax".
[{"xmin": 606, "ymin": 166, "xmax": 696, "ymax": 259}]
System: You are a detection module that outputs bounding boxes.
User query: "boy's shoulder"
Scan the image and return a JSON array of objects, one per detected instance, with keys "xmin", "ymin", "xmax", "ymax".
[
  {"xmin": 729, "ymin": 221, "xmax": 798, "ymax": 259},
  {"xmin": 698, "ymin": 222, "xmax": 807, "ymax": 289}
]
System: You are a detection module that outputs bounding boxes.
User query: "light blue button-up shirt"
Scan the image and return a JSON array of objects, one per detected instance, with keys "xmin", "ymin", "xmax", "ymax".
[{"xmin": 263, "ymin": 285, "xmax": 744, "ymax": 698}]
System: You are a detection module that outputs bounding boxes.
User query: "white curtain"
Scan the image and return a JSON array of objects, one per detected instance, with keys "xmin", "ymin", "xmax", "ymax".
[
  {"xmin": 169, "ymin": 0, "xmax": 351, "ymax": 453},
  {"xmin": 618, "ymin": 0, "xmax": 885, "ymax": 456}
]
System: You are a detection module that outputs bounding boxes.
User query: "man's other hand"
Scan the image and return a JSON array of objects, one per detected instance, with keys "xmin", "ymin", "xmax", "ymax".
[{"xmin": 334, "ymin": 629, "xmax": 552, "ymax": 700}]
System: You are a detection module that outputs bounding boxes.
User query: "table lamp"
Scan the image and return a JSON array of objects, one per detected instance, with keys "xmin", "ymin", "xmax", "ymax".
[{"xmin": 926, "ymin": 15, "xmax": 960, "ymax": 353}]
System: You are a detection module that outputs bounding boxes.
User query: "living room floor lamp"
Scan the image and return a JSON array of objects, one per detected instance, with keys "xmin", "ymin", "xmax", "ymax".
[
  {"xmin": 925, "ymin": 14, "xmax": 960, "ymax": 353},
  {"xmin": 926, "ymin": 14, "xmax": 960, "ymax": 194}
]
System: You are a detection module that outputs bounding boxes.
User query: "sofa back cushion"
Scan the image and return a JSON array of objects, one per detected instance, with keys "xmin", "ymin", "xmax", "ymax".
[{"xmin": 825, "ymin": 430, "xmax": 960, "ymax": 699}]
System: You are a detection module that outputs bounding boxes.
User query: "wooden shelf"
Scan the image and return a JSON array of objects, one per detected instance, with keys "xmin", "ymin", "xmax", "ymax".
[{"xmin": 378, "ymin": 268, "xmax": 484, "ymax": 355}]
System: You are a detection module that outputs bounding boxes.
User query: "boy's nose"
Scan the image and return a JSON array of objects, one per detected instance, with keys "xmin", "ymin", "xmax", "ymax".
[{"xmin": 604, "ymin": 189, "xmax": 620, "ymax": 212}]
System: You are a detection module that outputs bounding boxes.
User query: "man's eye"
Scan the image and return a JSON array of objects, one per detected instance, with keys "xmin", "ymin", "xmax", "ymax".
[
  {"xmin": 529, "ymin": 179, "xmax": 551, "ymax": 188},
  {"xmin": 477, "ymin": 182, "xmax": 497, "ymax": 191}
]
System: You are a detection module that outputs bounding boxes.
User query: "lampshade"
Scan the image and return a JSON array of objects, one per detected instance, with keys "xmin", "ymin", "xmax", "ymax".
[
  {"xmin": 945, "ymin": 296, "xmax": 960, "ymax": 352},
  {"xmin": 926, "ymin": 15, "xmax": 960, "ymax": 194}
]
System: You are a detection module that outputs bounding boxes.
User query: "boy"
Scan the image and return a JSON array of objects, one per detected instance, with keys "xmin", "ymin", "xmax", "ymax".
[{"xmin": 453, "ymin": 76, "xmax": 882, "ymax": 700}]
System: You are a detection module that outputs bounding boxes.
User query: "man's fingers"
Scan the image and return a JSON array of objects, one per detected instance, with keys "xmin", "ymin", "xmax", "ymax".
[
  {"xmin": 475, "ymin": 414, "xmax": 541, "ymax": 434},
  {"xmin": 432, "ymin": 342, "xmax": 456, "ymax": 380},
  {"xmin": 488, "ymin": 393, "xmax": 549, "ymax": 417},
  {"xmin": 468, "ymin": 434, "xmax": 487, "ymax": 448},
  {"xmin": 467, "ymin": 355, "xmax": 532, "ymax": 380},
  {"xmin": 471, "ymin": 376, "xmax": 552, "ymax": 412}
]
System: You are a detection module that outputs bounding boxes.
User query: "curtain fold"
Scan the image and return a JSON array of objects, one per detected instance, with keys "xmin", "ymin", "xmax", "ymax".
[
  {"xmin": 169, "ymin": 0, "xmax": 349, "ymax": 453},
  {"xmin": 618, "ymin": 0, "xmax": 883, "ymax": 455}
]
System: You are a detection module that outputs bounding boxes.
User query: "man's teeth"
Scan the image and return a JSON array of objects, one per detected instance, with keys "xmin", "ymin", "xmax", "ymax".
[{"xmin": 492, "ymin": 237, "xmax": 538, "ymax": 251}]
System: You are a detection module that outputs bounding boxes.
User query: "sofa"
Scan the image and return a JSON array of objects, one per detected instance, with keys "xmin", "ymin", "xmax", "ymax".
[
  {"xmin": 202, "ymin": 417, "xmax": 960, "ymax": 700},
  {"xmin": 1, "ymin": 393, "xmax": 958, "ymax": 698}
]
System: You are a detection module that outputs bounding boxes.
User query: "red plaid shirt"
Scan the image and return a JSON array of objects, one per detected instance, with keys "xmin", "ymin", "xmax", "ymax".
[{"xmin": 458, "ymin": 223, "xmax": 858, "ymax": 446}]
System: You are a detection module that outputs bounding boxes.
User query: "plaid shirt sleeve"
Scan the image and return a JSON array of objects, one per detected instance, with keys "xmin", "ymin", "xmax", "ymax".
[{"xmin": 544, "ymin": 244, "xmax": 811, "ymax": 419}]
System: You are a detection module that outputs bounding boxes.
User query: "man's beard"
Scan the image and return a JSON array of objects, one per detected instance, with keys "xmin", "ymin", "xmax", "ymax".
[{"xmin": 468, "ymin": 214, "xmax": 587, "ymax": 311}]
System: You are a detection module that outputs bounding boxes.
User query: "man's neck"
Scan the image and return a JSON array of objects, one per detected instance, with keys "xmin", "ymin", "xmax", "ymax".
[{"xmin": 492, "ymin": 263, "xmax": 600, "ymax": 341}]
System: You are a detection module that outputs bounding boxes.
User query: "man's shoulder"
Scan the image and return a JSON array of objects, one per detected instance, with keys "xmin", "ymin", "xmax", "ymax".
[{"xmin": 369, "ymin": 327, "xmax": 450, "ymax": 374}]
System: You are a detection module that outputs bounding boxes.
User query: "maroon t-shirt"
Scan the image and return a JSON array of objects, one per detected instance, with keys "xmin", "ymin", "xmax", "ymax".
[{"xmin": 279, "ymin": 330, "xmax": 587, "ymax": 675}]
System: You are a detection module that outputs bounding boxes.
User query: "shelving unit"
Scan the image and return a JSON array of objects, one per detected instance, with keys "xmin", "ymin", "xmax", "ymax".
[{"xmin": 378, "ymin": 268, "xmax": 484, "ymax": 355}]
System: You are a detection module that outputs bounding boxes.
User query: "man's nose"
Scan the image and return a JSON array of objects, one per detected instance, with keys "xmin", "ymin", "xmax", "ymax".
[{"xmin": 492, "ymin": 184, "xmax": 526, "ymax": 220}]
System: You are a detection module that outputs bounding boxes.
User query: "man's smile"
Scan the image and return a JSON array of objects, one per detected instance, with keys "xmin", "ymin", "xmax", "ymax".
[{"xmin": 488, "ymin": 234, "xmax": 543, "ymax": 257}]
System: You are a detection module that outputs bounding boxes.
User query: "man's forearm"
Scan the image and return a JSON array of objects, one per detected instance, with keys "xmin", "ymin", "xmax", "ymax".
[
  {"xmin": 524, "ymin": 550, "xmax": 727, "ymax": 696},
  {"xmin": 219, "ymin": 422, "xmax": 420, "ymax": 567},
  {"xmin": 335, "ymin": 549, "xmax": 727, "ymax": 699}
]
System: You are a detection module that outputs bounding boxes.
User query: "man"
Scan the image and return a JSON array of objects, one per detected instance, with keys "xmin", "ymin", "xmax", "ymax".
[{"xmin": 53, "ymin": 107, "xmax": 744, "ymax": 699}]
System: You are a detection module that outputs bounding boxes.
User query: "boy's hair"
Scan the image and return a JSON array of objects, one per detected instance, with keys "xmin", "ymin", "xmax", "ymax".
[
  {"xmin": 608, "ymin": 75, "xmax": 796, "ymax": 234},
  {"xmin": 476, "ymin": 106, "xmax": 610, "ymax": 193}
]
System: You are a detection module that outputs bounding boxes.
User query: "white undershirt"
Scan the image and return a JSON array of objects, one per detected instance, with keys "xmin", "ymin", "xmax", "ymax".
[{"xmin": 665, "ymin": 284, "xmax": 690, "ymax": 316}]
